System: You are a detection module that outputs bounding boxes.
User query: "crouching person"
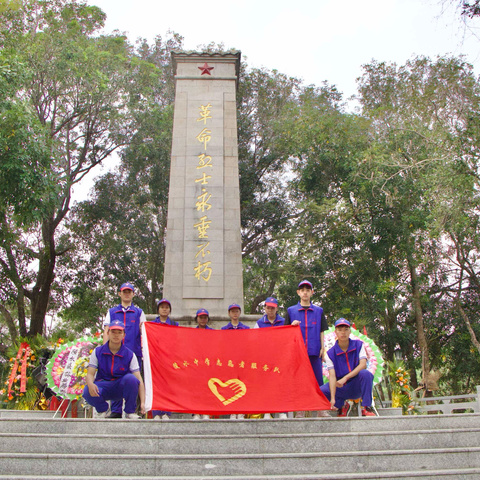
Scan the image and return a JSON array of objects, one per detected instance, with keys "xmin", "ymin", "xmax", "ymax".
[
  {"xmin": 84, "ymin": 319, "xmax": 145, "ymax": 419},
  {"xmin": 320, "ymin": 318, "xmax": 375, "ymax": 417}
]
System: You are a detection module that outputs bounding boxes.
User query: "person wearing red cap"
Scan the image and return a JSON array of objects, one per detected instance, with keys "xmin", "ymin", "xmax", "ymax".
[
  {"xmin": 254, "ymin": 297, "xmax": 285, "ymax": 329},
  {"xmin": 254, "ymin": 297, "xmax": 287, "ymax": 419},
  {"xmin": 102, "ymin": 283, "xmax": 146, "ymax": 418},
  {"xmin": 195, "ymin": 308, "xmax": 214, "ymax": 329},
  {"xmin": 84, "ymin": 320, "xmax": 145, "ymax": 419},
  {"xmin": 321, "ymin": 318, "xmax": 375, "ymax": 416},
  {"xmin": 221, "ymin": 304, "xmax": 249, "ymax": 330},
  {"xmin": 192, "ymin": 308, "xmax": 214, "ymax": 420},
  {"xmin": 222, "ymin": 304, "xmax": 249, "ymax": 419},
  {"xmin": 149, "ymin": 299, "xmax": 178, "ymax": 420},
  {"xmin": 152, "ymin": 299, "xmax": 178, "ymax": 326},
  {"xmin": 286, "ymin": 280, "xmax": 329, "ymax": 418}
]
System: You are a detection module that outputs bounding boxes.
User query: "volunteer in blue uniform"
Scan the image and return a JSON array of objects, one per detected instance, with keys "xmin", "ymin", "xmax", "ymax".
[
  {"xmin": 222, "ymin": 304, "xmax": 248, "ymax": 418},
  {"xmin": 102, "ymin": 282, "xmax": 146, "ymax": 418},
  {"xmin": 254, "ymin": 297, "xmax": 285, "ymax": 328},
  {"xmin": 192, "ymin": 308, "xmax": 214, "ymax": 419},
  {"xmin": 152, "ymin": 298, "xmax": 178, "ymax": 326},
  {"xmin": 195, "ymin": 308, "xmax": 214, "ymax": 329},
  {"xmin": 254, "ymin": 297, "xmax": 287, "ymax": 419},
  {"xmin": 222, "ymin": 304, "xmax": 249, "ymax": 330},
  {"xmin": 84, "ymin": 319, "xmax": 145, "ymax": 419},
  {"xmin": 286, "ymin": 280, "xmax": 328, "ymax": 387},
  {"xmin": 149, "ymin": 299, "xmax": 177, "ymax": 420},
  {"xmin": 321, "ymin": 318, "xmax": 375, "ymax": 417}
]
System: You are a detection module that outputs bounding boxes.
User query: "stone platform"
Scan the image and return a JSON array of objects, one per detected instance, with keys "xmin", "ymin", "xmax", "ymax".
[{"xmin": 0, "ymin": 413, "xmax": 479, "ymax": 479}]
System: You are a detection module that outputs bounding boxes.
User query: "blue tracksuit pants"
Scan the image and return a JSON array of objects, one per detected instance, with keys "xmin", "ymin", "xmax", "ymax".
[
  {"xmin": 320, "ymin": 369, "xmax": 374, "ymax": 408},
  {"xmin": 83, "ymin": 373, "xmax": 140, "ymax": 414}
]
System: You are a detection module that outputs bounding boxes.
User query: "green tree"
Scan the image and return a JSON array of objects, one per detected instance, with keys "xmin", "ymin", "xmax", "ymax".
[
  {"xmin": 353, "ymin": 55, "xmax": 480, "ymax": 386},
  {"xmin": 55, "ymin": 34, "xmax": 181, "ymax": 333},
  {"xmin": 0, "ymin": 0, "xmax": 161, "ymax": 339},
  {"xmin": 278, "ymin": 55, "xmax": 480, "ymax": 393}
]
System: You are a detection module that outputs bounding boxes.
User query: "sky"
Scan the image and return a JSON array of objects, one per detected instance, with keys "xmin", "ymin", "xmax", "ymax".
[
  {"xmin": 75, "ymin": 0, "xmax": 480, "ymax": 200},
  {"xmin": 86, "ymin": 0, "xmax": 480, "ymax": 100}
]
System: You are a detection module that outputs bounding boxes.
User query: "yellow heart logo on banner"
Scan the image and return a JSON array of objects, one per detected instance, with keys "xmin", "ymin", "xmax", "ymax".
[{"xmin": 208, "ymin": 378, "xmax": 247, "ymax": 405}]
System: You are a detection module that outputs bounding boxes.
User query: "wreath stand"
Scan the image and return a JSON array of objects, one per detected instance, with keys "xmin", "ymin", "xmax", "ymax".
[{"xmin": 50, "ymin": 396, "xmax": 78, "ymax": 418}]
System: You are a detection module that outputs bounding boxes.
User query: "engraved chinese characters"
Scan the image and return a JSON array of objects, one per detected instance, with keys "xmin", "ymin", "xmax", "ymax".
[{"xmin": 194, "ymin": 103, "xmax": 213, "ymax": 282}]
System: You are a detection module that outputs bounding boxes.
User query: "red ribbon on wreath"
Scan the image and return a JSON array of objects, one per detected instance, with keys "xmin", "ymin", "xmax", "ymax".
[{"xmin": 7, "ymin": 342, "xmax": 30, "ymax": 397}]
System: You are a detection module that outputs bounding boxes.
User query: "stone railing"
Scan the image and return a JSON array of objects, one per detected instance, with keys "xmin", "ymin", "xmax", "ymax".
[{"xmin": 411, "ymin": 385, "xmax": 480, "ymax": 414}]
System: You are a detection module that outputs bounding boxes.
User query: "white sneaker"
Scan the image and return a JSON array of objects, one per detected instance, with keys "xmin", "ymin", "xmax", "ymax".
[
  {"xmin": 94, "ymin": 410, "xmax": 108, "ymax": 419},
  {"xmin": 318, "ymin": 410, "xmax": 330, "ymax": 417},
  {"xmin": 237, "ymin": 414, "xmax": 245, "ymax": 419},
  {"xmin": 278, "ymin": 413, "xmax": 288, "ymax": 419},
  {"xmin": 230, "ymin": 414, "xmax": 237, "ymax": 419},
  {"xmin": 263, "ymin": 413, "xmax": 273, "ymax": 419},
  {"xmin": 126, "ymin": 413, "xmax": 140, "ymax": 419},
  {"xmin": 161, "ymin": 414, "xmax": 170, "ymax": 420},
  {"xmin": 153, "ymin": 415, "xmax": 161, "ymax": 420},
  {"xmin": 295, "ymin": 411, "xmax": 305, "ymax": 418},
  {"xmin": 192, "ymin": 414, "xmax": 201, "ymax": 420},
  {"xmin": 202, "ymin": 414, "xmax": 210, "ymax": 420}
]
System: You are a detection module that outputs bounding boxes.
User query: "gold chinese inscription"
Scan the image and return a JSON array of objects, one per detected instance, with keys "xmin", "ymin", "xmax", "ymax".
[{"xmin": 192, "ymin": 103, "xmax": 216, "ymax": 282}]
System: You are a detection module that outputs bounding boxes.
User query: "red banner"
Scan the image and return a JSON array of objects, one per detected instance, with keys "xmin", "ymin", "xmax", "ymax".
[{"xmin": 142, "ymin": 324, "xmax": 330, "ymax": 414}]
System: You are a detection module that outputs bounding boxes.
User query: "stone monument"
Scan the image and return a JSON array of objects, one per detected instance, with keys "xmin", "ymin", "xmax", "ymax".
[{"xmin": 163, "ymin": 51, "xmax": 244, "ymax": 318}]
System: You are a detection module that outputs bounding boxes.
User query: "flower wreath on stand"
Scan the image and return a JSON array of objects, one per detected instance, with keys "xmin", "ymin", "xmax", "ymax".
[
  {"xmin": 0, "ymin": 336, "xmax": 50, "ymax": 410},
  {"xmin": 387, "ymin": 359, "xmax": 415, "ymax": 414},
  {"xmin": 45, "ymin": 336, "xmax": 100, "ymax": 402}
]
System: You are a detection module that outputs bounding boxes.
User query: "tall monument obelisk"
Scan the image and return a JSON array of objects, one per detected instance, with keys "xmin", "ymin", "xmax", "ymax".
[{"xmin": 163, "ymin": 52, "xmax": 244, "ymax": 318}]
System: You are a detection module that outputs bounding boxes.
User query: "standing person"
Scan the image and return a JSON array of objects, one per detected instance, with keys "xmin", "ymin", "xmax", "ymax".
[
  {"xmin": 84, "ymin": 320, "xmax": 145, "ymax": 419},
  {"xmin": 222, "ymin": 304, "xmax": 249, "ymax": 419},
  {"xmin": 192, "ymin": 308, "xmax": 214, "ymax": 420},
  {"xmin": 149, "ymin": 299, "xmax": 177, "ymax": 420},
  {"xmin": 152, "ymin": 298, "xmax": 178, "ymax": 326},
  {"xmin": 102, "ymin": 282, "xmax": 146, "ymax": 418},
  {"xmin": 195, "ymin": 308, "xmax": 214, "ymax": 329},
  {"xmin": 254, "ymin": 297, "xmax": 285, "ymax": 329},
  {"xmin": 321, "ymin": 318, "xmax": 375, "ymax": 416},
  {"xmin": 254, "ymin": 297, "xmax": 287, "ymax": 419},
  {"xmin": 222, "ymin": 304, "xmax": 249, "ymax": 330},
  {"xmin": 286, "ymin": 279, "xmax": 329, "ymax": 417}
]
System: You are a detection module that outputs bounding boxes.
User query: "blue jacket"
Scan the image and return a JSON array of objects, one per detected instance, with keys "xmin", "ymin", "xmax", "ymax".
[
  {"xmin": 108, "ymin": 304, "xmax": 144, "ymax": 359},
  {"xmin": 327, "ymin": 338, "xmax": 364, "ymax": 382},
  {"xmin": 152, "ymin": 316, "xmax": 179, "ymax": 326},
  {"xmin": 255, "ymin": 314, "xmax": 285, "ymax": 328},
  {"xmin": 286, "ymin": 302, "xmax": 328, "ymax": 356},
  {"xmin": 221, "ymin": 322, "xmax": 250, "ymax": 330},
  {"xmin": 94, "ymin": 342, "xmax": 136, "ymax": 382},
  {"xmin": 196, "ymin": 325, "xmax": 214, "ymax": 329}
]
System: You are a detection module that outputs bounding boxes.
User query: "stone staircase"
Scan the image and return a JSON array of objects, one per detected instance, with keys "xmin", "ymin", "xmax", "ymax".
[{"xmin": 0, "ymin": 414, "xmax": 479, "ymax": 479}]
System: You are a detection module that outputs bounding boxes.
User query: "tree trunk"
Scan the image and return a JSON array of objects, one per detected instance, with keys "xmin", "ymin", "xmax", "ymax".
[
  {"xmin": 16, "ymin": 289, "xmax": 27, "ymax": 337},
  {"xmin": 28, "ymin": 218, "xmax": 57, "ymax": 337},
  {"xmin": 0, "ymin": 214, "xmax": 26, "ymax": 337},
  {"xmin": 457, "ymin": 303, "xmax": 480, "ymax": 357},
  {"xmin": 0, "ymin": 304, "xmax": 18, "ymax": 344},
  {"xmin": 408, "ymin": 256, "xmax": 431, "ymax": 389}
]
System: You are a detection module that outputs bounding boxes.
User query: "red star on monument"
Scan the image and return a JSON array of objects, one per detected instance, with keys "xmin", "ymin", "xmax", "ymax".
[{"xmin": 198, "ymin": 63, "xmax": 214, "ymax": 75}]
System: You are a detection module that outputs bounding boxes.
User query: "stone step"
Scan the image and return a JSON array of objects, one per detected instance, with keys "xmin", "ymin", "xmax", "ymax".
[
  {"xmin": 0, "ymin": 427, "xmax": 478, "ymax": 455},
  {"xmin": 1, "ymin": 413, "xmax": 479, "ymax": 436},
  {"xmin": 2, "ymin": 415, "xmax": 479, "ymax": 478},
  {"xmin": 0, "ymin": 410, "xmax": 56, "ymax": 419},
  {"xmin": 1, "ymin": 447, "xmax": 479, "ymax": 477},
  {"xmin": 1, "ymin": 470, "xmax": 480, "ymax": 480}
]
